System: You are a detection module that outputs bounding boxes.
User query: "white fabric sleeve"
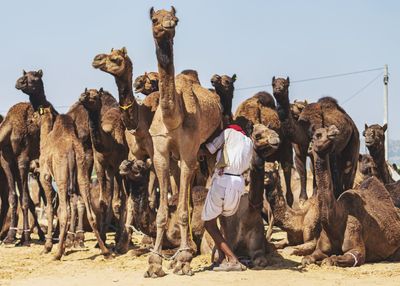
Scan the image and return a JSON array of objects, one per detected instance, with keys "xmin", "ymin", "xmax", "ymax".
[{"xmin": 205, "ymin": 130, "xmax": 226, "ymax": 154}]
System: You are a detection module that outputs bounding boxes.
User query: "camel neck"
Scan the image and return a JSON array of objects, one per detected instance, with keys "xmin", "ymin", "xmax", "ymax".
[
  {"xmin": 266, "ymin": 182, "xmax": 296, "ymax": 230},
  {"xmin": 314, "ymin": 153, "xmax": 341, "ymax": 227},
  {"xmin": 275, "ymin": 92, "xmax": 290, "ymax": 120},
  {"xmin": 215, "ymin": 87, "xmax": 233, "ymax": 117},
  {"xmin": 39, "ymin": 111, "xmax": 55, "ymax": 151},
  {"xmin": 26, "ymin": 87, "xmax": 51, "ymax": 111},
  {"xmin": 155, "ymin": 38, "xmax": 181, "ymax": 129},
  {"xmin": 368, "ymin": 145, "xmax": 393, "ymax": 184},
  {"xmin": 87, "ymin": 108, "xmax": 106, "ymax": 153}
]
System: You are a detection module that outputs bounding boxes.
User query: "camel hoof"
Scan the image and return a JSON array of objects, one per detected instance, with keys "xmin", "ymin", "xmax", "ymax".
[
  {"xmin": 252, "ymin": 255, "xmax": 270, "ymax": 269},
  {"xmin": 301, "ymin": 255, "xmax": 315, "ymax": 267},
  {"xmin": 43, "ymin": 241, "xmax": 53, "ymax": 254},
  {"xmin": 115, "ymin": 243, "xmax": 129, "ymax": 254},
  {"xmin": 173, "ymin": 251, "xmax": 193, "ymax": 276},
  {"xmin": 321, "ymin": 256, "xmax": 336, "ymax": 267},
  {"xmin": 2, "ymin": 235, "xmax": 17, "ymax": 245},
  {"xmin": 52, "ymin": 254, "xmax": 62, "ymax": 261},
  {"xmin": 144, "ymin": 254, "xmax": 166, "ymax": 278},
  {"xmin": 65, "ymin": 237, "xmax": 74, "ymax": 249}
]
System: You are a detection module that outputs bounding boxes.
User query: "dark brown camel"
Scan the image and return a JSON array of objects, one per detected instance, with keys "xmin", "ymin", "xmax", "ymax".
[
  {"xmin": 264, "ymin": 162, "xmax": 320, "ymax": 256},
  {"xmin": 234, "ymin": 91, "xmax": 294, "ymax": 206},
  {"xmin": 146, "ymin": 7, "xmax": 222, "ymax": 277},
  {"xmin": 133, "ymin": 72, "xmax": 160, "ymax": 95},
  {"xmin": 363, "ymin": 123, "xmax": 394, "ymax": 184},
  {"xmin": 272, "ymin": 77, "xmax": 359, "ymax": 202},
  {"xmin": 210, "ymin": 74, "xmax": 236, "ymax": 127},
  {"xmin": 79, "ymin": 88, "xmax": 128, "ymax": 249},
  {"xmin": 302, "ymin": 125, "xmax": 400, "ymax": 267}
]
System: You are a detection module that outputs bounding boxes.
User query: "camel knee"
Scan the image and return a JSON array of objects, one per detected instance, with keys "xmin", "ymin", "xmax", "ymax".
[{"xmin": 178, "ymin": 211, "xmax": 189, "ymax": 226}]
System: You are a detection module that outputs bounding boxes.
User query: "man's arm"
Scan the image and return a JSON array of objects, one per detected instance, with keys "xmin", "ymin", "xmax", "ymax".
[{"xmin": 205, "ymin": 130, "xmax": 226, "ymax": 154}]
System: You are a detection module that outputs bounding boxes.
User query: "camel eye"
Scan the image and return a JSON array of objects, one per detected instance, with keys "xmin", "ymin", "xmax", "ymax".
[{"xmin": 152, "ymin": 18, "xmax": 157, "ymax": 23}]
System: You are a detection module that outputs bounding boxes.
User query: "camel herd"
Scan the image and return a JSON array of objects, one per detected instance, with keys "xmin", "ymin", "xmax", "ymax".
[{"xmin": 1, "ymin": 6, "xmax": 400, "ymax": 278}]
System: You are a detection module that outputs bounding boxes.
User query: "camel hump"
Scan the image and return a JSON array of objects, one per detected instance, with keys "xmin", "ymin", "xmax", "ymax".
[
  {"xmin": 179, "ymin": 69, "xmax": 201, "ymax": 85},
  {"xmin": 255, "ymin": 91, "xmax": 276, "ymax": 109},
  {"xmin": 100, "ymin": 90, "xmax": 118, "ymax": 109},
  {"xmin": 318, "ymin": 96, "xmax": 349, "ymax": 115},
  {"xmin": 142, "ymin": 91, "xmax": 160, "ymax": 112}
]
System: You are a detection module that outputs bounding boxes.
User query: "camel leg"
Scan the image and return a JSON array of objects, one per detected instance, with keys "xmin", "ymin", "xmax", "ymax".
[
  {"xmin": 3, "ymin": 168, "xmax": 18, "ymax": 244},
  {"xmin": 145, "ymin": 145, "xmax": 169, "ymax": 278},
  {"xmin": 302, "ymin": 230, "xmax": 332, "ymax": 266},
  {"xmin": 27, "ymin": 195, "xmax": 45, "ymax": 241},
  {"xmin": 281, "ymin": 139, "xmax": 293, "ymax": 207},
  {"xmin": 0, "ymin": 182, "xmax": 9, "ymax": 233},
  {"xmin": 169, "ymin": 158, "xmax": 180, "ymax": 197},
  {"xmin": 295, "ymin": 145, "xmax": 308, "ymax": 203},
  {"xmin": 54, "ymin": 185, "xmax": 69, "ymax": 260},
  {"xmin": 264, "ymin": 202, "xmax": 274, "ymax": 242},
  {"xmin": 115, "ymin": 175, "xmax": 127, "ymax": 253},
  {"xmin": 66, "ymin": 193, "xmax": 77, "ymax": 249},
  {"xmin": 41, "ymin": 173, "xmax": 55, "ymax": 253},
  {"xmin": 274, "ymin": 237, "xmax": 289, "ymax": 249},
  {"xmin": 287, "ymin": 240, "xmax": 317, "ymax": 256},
  {"xmin": 172, "ymin": 158, "xmax": 196, "ymax": 276},
  {"xmin": 77, "ymin": 164, "xmax": 110, "ymax": 257},
  {"xmin": 148, "ymin": 166, "xmax": 158, "ymax": 210},
  {"xmin": 95, "ymin": 162, "xmax": 108, "ymax": 243},
  {"xmin": 75, "ymin": 196, "xmax": 86, "ymax": 248}
]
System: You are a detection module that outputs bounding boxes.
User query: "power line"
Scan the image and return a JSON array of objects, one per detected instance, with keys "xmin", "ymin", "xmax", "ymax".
[
  {"xmin": 235, "ymin": 67, "xmax": 383, "ymax": 91},
  {"xmin": 342, "ymin": 72, "xmax": 383, "ymax": 105}
]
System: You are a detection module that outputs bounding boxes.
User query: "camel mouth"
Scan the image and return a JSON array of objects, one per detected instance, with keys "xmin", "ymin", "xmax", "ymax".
[
  {"xmin": 92, "ymin": 54, "xmax": 107, "ymax": 69},
  {"xmin": 365, "ymin": 139, "xmax": 375, "ymax": 146},
  {"xmin": 162, "ymin": 21, "xmax": 177, "ymax": 30}
]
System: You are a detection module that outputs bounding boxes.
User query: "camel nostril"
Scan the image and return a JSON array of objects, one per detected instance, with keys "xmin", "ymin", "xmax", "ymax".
[{"xmin": 255, "ymin": 133, "xmax": 261, "ymax": 140}]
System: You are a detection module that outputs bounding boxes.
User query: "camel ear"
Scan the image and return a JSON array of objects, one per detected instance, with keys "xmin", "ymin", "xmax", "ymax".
[
  {"xmin": 286, "ymin": 76, "xmax": 290, "ymax": 85},
  {"xmin": 37, "ymin": 69, "xmax": 43, "ymax": 77},
  {"xmin": 84, "ymin": 88, "xmax": 88, "ymax": 93},
  {"xmin": 382, "ymin": 123, "xmax": 388, "ymax": 132},
  {"xmin": 171, "ymin": 6, "xmax": 177, "ymax": 15},
  {"xmin": 111, "ymin": 48, "xmax": 114, "ymax": 52},
  {"xmin": 121, "ymin": 47, "xmax": 128, "ymax": 56},
  {"xmin": 99, "ymin": 87, "xmax": 104, "ymax": 93},
  {"xmin": 364, "ymin": 123, "xmax": 368, "ymax": 130},
  {"xmin": 23, "ymin": 69, "xmax": 27, "ymax": 75},
  {"xmin": 304, "ymin": 100, "xmax": 308, "ymax": 105},
  {"xmin": 231, "ymin": 74, "xmax": 237, "ymax": 82},
  {"xmin": 272, "ymin": 76, "xmax": 276, "ymax": 85},
  {"xmin": 294, "ymin": 99, "xmax": 298, "ymax": 103},
  {"xmin": 150, "ymin": 7, "xmax": 155, "ymax": 19}
]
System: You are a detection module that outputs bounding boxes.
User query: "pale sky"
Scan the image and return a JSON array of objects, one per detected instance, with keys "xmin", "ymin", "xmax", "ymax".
[{"xmin": 1, "ymin": 0, "xmax": 399, "ymax": 145}]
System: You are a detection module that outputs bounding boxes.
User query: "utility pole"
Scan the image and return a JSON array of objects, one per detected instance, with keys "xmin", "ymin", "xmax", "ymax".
[{"xmin": 384, "ymin": 64, "xmax": 389, "ymax": 160}]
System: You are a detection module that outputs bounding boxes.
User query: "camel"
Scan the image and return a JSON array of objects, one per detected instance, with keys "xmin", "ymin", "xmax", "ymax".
[
  {"xmin": 363, "ymin": 124, "xmax": 394, "ymax": 184},
  {"xmin": 92, "ymin": 47, "xmax": 160, "ymax": 210},
  {"xmin": 134, "ymin": 72, "xmax": 160, "ymax": 95},
  {"xmin": 234, "ymin": 91, "xmax": 294, "ymax": 206},
  {"xmin": 1, "ymin": 70, "xmax": 51, "ymax": 245},
  {"xmin": 118, "ymin": 159, "xmax": 207, "ymax": 255},
  {"xmin": 18, "ymin": 70, "xmax": 109, "ymax": 259},
  {"xmin": 264, "ymin": 162, "xmax": 320, "ymax": 256},
  {"xmin": 210, "ymin": 74, "xmax": 236, "ymax": 126},
  {"xmin": 145, "ymin": 7, "xmax": 222, "ymax": 277},
  {"xmin": 302, "ymin": 125, "xmax": 400, "ymax": 267},
  {"xmin": 272, "ymin": 77, "xmax": 360, "ymax": 202},
  {"xmin": 290, "ymin": 100, "xmax": 308, "ymax": 120},
  {"xmin": 79, "ymin": 88, "xmax": 128, "ymax": 248}
]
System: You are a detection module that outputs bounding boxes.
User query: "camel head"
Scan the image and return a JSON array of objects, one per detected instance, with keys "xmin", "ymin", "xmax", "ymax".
[
  {"xmin": 363, "ymin": 123, "xmax": 387, "ymax": 149},
  {"xmin": 92, "ymin": 47, "xmax": 131, "ymax": 77},
  {"xmin": 312, "ymin": 125, "xmax": 340, "ymax": 156},
  {"xmin": 133, "ymin": 72, "xmax": 159, "ymax": 95},
  {"xmin": 150, "ymin": 6, "xmax": 178, "ymax": 41},
  {"xmin": 272, "ymin": 76, "xmax": 290, "ymax": 102},
  {"xmin": 211, "ymin": 74, "xmax": 236, "ymax": 117},
  {"xmin": 290, "ymin": 99, "xmax": 308, "ymax": 120},
  {"xmin": 119, "ymin": 159, "xmax": 151, "ymax": 182},
  {"xmin": 251, "ymin": 124, "xmax": 280, "ymax": 159},
  {"xmin": 264, "ymin": 162, "xmax": 285, "ymax": 205},
  {"xmin": 15, "ymin": 69, "xmax": 44, "ymax": 96},
  {"xmin": 358, "ymin": 154, "xmax": 378, "ymax": 178},
  {"xmin": 79, "ymin": 88, "xmax": 103, "ymax": 112}
]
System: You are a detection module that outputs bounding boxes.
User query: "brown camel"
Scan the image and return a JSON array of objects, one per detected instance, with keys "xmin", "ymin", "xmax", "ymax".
[
  {"xmin": 234, "ymin": 91, "xmax": 294, "ymax": 206},
  {"xmin": 79, "ymin": 88, "xmax": 128, "ymax": 248},
  {"xmin": 272, "ymin": 77, "xmax": 360, "ymax": 202},
  {"xmin": 363, "ymin": 123, "xmax": 394, "ymax": 184},
  {"xmin": 118, "ymin": 159, "xmax": 207, "ymax": 255},
  {"xmin": 358, "ymin": 154, "xmax": 400, "ymax": 208},
  {"xmin": 290, "ymin": 100, "xmax": 308, "ymax": 120},
  {"xmin": 264, "ymin": 162, "xmax": 320, "ymax": 256},
  {"xmin": 146, "ymin": 7, "xmax": 222, "ymax": 277},
  {"xmin": 134, "ymin": 72, "xmax": 160, "ymax": 95},
  {"xmin": 302, "ymin": 125, "xmax": 400, "ymax": 267},
  {"xmin": 92, "ymin": 47, "xmax": 160, "ymax": 210},
  {"xmin": 210, "ymin": 74, "xmax": 236, "ymax": 126},
  {"xmin": 1, "ymin": 70, "xmax": 49, "ymax": 245}
]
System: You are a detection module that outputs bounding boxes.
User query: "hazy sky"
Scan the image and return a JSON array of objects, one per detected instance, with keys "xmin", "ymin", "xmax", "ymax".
[{"xmin": 1, "ymin": 0, "xmax": 399, "ymax": 144}]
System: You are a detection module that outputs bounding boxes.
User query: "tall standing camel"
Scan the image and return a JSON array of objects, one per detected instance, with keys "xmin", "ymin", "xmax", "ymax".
[{"xmin": 145, "ymin": 7, "xmax": 222, "ymax": 277}]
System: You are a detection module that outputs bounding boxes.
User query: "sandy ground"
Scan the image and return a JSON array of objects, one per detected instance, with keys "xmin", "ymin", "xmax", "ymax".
[{"xmin": 1, "ymin": 170, "xmax": 399, "ymax": 286}]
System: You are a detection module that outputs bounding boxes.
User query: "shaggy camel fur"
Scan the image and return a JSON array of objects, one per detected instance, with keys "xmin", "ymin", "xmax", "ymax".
[
  {"xmin": 92, "ymin": 48, "xmax": 160, "ymax": 210},
  {"xmin": 234, "ymin": 91, "xmax": 294, "ymax": 206},
  {"xmin": 272, "ymin": 77, "xmax": 359, "ymax": 202},
  {"xmin": 264, "ymin": 162, "xmax": 320, "ymax": 256},
  {"xmin": 134, "ymin": 72, "xmax": 160, "ymax": 95},
  {"xmin": 79, "ymin": 88, "xmax": 128, "ymax": 248},
  {"xmin": 146, "ymin": 7, "xmax": 222, "ymax": 277},
  {"xmin": 363, "ymin": 124, "xmax": 394, "ymax": 184},
  {"xmin": 210, "ymin": 74, "xmax": 236, "ymax": 126},
  {"xmin": 118, "ymin": 159, "xmax": 207, "ymax": 254},
  {"xmin": 302, "ymin": 125, "xmax": 400, "ymax": 267}
]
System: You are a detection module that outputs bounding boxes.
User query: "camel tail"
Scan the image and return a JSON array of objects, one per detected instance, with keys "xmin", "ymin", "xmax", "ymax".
[{"xmin": 67, "ymin": 149, "xmax": 77, "ymax": 195}]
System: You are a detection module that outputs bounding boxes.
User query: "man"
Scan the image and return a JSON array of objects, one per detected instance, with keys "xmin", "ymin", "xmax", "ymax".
[{"xmin": 201, "ymin": 121, "xmax": 253, "ymax": 271}]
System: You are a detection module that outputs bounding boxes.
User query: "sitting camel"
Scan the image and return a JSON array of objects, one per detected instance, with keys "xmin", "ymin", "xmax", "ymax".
[
  {"xmin": 17, "ymin": 70, "xmax": 109, "ymax": 259},
  {"xmin": 118, "ymin": 159, "xmax": 207, "ymax": 254},
  {"xmin": 264, "ymin": 162, "xmax": 320, "ymax": 256},
  {"xmin": 302, "ymin": 125, "xmax": 400, "ymax": 267}
]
